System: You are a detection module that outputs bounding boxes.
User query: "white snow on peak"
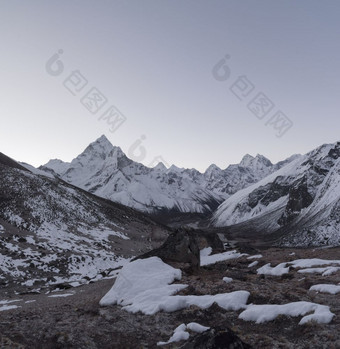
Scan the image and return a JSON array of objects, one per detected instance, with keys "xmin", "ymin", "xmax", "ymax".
[
  {"xmin": 167, "ymin": 164, "xmax": 185, "ymax": 173},
  {"xmin": 41, "ymin": 137, "xmax": 223, "ymax": 214},
  {"xmin": 212, "ymin": 155, "xmax": 306, "ymax": 227},
  {"xmin": 153, "ymin": 162, "xmax": 167, "ymax": 171},
  {"xmin": 239, "ymin": 154, "xmax": 255, "ymax": 167},
  {"xmin": 204, "ymin": 164, "xmax": 222, "ymax": 177}
]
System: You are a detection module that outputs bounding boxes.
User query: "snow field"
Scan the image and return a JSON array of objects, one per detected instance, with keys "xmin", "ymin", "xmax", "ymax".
[
  {"xmin": 100, "ymin": 253, "xmax": 338, "ymax": 328},
  {"xmin": 100, "ymin": 257, "xmax": 249, "ymax": 315}
]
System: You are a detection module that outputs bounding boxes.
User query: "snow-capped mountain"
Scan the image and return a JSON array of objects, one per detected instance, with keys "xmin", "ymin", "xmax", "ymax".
[
  {"xmin": 0, "ymin": 152, "xmax": 169, "ymax": 289},
  {"xmin": 39, "ymin": 136, "xmax": 223, "ymax": 214},
  {"xmin": 212, "ymin": 141, "xmax": 340, "ymax": 246},
  {"xmin": 40, "ymin": 135, "xmax": 293, "ymax": 215},
  {"xmin": 202, "ymin": 153, "xmax": 299, "ymax": 198}
]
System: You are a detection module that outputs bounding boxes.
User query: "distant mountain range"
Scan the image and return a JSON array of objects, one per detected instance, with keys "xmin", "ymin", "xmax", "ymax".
[
  {"xmin": 1, "ymin": 135, "xmax": 339, "ymax": 284},
  {"xmin": 37, "ymin": 135, "xmax": 297, "ymax": 215},
  {"xmin": 212, "ymin": 141, "xmax": 340, "ymax": 246},
  {"xmin": 36, "ymin": 135, "xmax": 340, "ymax": 246}
]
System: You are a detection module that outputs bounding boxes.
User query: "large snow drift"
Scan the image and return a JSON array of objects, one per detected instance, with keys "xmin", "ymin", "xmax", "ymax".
[{"xmin": 100, "ymin": 257, "xmax": 249, "ymax": 315}]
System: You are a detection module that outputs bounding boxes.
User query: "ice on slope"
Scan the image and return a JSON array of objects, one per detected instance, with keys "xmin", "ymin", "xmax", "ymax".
[
  {"xmin": 100, "ymin": 257, "xmax": 250, "ymax": 315},
  {"xmin": 239, "ymin": 301, "xmax": 334, "ymax": 325}
]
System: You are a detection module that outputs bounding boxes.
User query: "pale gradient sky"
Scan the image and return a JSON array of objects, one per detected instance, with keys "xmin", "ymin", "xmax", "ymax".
[{"xmin": 1, "ymin": 0, "xmax": 339, "ymax": 172}]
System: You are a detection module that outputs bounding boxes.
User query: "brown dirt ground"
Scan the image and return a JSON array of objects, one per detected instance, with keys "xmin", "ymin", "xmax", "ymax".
[{"xmin": 0, "ymin": 247, "xmax": 339, "ymax": 349}]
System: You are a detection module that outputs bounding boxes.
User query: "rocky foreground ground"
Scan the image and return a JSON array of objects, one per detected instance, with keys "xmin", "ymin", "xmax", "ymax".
[{"xmin": 0, "ymin": 246, "xmax": 339, "ymax": 349}]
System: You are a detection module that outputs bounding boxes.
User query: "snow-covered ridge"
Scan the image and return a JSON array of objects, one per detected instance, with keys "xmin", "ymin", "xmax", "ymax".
[
  {"xmin": 0, "ymin": 161, "xmax": 169, "ymax": 288},
  {"xmin": 40, "ymin": 135, "xmax": 297, "ymax": 214},
  {"xmin": 212, "ymin": 141, "xmax": 340, "ymax": 247}
]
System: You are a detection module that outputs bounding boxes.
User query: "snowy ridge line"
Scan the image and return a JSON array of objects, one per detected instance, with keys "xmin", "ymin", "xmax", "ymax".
[
  {"xmin": 40, "ymin": 135, "xmax": 300, "ymax": 214},
  {"xmin": 212, "ymin": 141, "xmax": 340, "ymax": 248}
]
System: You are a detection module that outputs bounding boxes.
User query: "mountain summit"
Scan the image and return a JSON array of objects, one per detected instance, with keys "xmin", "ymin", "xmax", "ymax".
[{"xmin": 40, "ymin": 135, "xmax": 299, "ymax": 215}]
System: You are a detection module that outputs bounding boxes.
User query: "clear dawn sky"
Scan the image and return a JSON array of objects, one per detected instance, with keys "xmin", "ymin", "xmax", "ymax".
[{"xmin": 1, "ymin": 1, "xmax": 339, "ymax": 172}]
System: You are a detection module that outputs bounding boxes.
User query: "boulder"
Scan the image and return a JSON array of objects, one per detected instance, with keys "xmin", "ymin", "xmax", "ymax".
[
  {"xmin": 180, "ymin": 327, "xmax": 252, "ymax": 349},
  {"xmin": 134, "ymin": 228, "xmax": 200, "ymax": 270}
]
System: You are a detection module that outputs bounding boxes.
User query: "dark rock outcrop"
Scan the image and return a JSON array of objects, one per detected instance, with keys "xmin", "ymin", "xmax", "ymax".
[
  {"xmin": 278, "ymin": 176, "xmax": 314, "ymax": 225},
  {"xmin": 180, "ymin": 327, "xmax": 252, "ymax": 349},
  {"xmin": 134, "ymin": 228, "xmax": 200, "ymax": 270}
]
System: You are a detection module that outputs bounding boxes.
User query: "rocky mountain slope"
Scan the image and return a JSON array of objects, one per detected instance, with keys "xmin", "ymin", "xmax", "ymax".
[
  {"xmin": 212, "ymin": 142, "xmax": 340, "ymax": 246},
  {"xmin": 40, "ymin": 135, "xmax": 295, "ymax": 215},
  {"xmin": 0, "ymin": 152, "xmax": 169, "ymax": 290}
]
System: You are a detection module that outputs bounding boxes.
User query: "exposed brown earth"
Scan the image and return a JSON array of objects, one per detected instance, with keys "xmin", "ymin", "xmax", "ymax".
[{"xmin": 0, "ymin": 246, "xmax": 339, "ymax": 348}]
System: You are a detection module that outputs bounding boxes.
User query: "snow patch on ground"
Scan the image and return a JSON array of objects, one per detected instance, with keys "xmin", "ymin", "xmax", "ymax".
[
  {"xmin": 248, "ymin": 261, "xmax": 258, "ymax": 268},
  {"xmin": 201, "ymin": 250, "xmax": 246, "ymax": 266},
  {"xmin": 247, "ymin": 254, "xmax": 263, "ymax": 260},
  {"xmin": 186, "ymin": 322, "xmax": 210, "ymax": 333},
  {"xmin": 257, "ymin": 263, "xmax": 290, "ymax": 276},
  {"xmin": 298, "ymin": 266, "xmax": 340, "ymax": 276},
  {"xmin": 239, "ymin": 301, "xmax": 334, "ymax": 325},
  {"xmin": 48, "ymin": 293, "xmax": 74, "ymax": 298},
  {"xmin": 200, "ymin": 247, "xmax": 212, "ymax": 257},
  {"xmin": 100, "ymin": 257, "xmax": 250, "ymax": 315},
  {"xmin": 157, "ymin": 322, "xmax": 210, "ymax": 346},
  {"xmin": 222, "ymin": 277, "xmax": 233, "ymax": 283},
  {"xmin": 0, "ymin": 299, "xmax": 22, "ymax": 312},
  {"xmin": 289, "ymin": 258, "xmax": 340, "ymax": 268},
  {"xmin": 0, "ymin": 305, "xmax": 21, "ymax": 312},
  {"xmin": 310, "ymin": 284, "xmax": 340, "ymax": 294},
  {"xmin": 157, "ymin": 324, "xmax": 189, "ymax": 346}
]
